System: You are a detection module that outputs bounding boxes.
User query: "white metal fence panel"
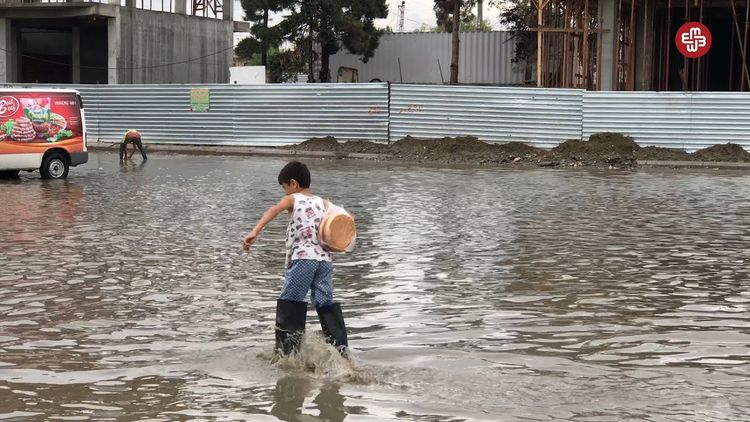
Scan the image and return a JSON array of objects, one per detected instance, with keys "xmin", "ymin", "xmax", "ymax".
[
  {"xmin": 583, "ymin": 91, "xmax": 750, "ymax": 151},
  {"xmin": 79, "ymin": 85, "xmax": 233, "ymax": 145},
  {"xmin": 12, "ymin": 83, "xmax": 750, "ymax": 152},
  {"xmin": 229, "ymin": 84, "xmax": 389, "ymax": 145},
  {"xmin": 389, "ymin": 84, "xmax": 584, "ymax": 147},
  {"xmin": 687, "ymin": 92, "xmax": 750, "ymax": 150},
  {"xmin": 328, "ymin": 31, "xmax": 528, "ymax": 85},
  {"xmin": 67, "ymin": 84, "xmax": 390, "ymax": 146}
]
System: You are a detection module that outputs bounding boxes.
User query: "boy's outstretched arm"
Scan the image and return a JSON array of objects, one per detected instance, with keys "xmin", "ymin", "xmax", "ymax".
[{"xmin": 243, "ymin": 195, "xmax": 294, "ymax": 250}]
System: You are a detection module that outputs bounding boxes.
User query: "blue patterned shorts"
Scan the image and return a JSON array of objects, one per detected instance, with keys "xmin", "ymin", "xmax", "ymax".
[{"xmin": 280, "ymin": 259, "xmax": 334, "ymax": 307}]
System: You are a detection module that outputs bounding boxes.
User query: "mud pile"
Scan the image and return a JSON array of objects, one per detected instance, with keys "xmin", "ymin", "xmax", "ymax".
[{"xmin": 285, "ymin": 134, "xmax": 750, "ymax": 168}]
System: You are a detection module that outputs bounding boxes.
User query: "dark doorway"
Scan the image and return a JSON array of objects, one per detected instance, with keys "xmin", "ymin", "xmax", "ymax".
[
  {"xmin": 16, "ymin": 18, "xmax": 109, "ymax": 84},
  {"xmin": 80, "ymin": 25, "xmax": 108, "ymax": 84},
  {"xmin": 20, "ymin": 27, "xmax": 72, "ymax": 83}
]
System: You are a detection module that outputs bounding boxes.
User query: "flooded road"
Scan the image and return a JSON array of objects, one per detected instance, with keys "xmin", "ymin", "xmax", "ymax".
[{"xmin": 0, "ymin": 152, "xmax": 748, "ymax": 421}]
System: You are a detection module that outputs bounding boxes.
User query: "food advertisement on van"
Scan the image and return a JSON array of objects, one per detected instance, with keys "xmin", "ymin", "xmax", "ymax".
[{"xmin": 0, "ymin": 92, "xmax": 84, "ymax": 154}]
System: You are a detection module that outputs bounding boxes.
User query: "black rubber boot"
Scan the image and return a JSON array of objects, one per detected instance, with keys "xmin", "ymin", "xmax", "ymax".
[
  {"xmin": 316, "ymin": 303, "xmax": 348, "ymax": 355},
  {"xmin": 275, "ymin": 299, "xmax": 308, "ymax": 357}
]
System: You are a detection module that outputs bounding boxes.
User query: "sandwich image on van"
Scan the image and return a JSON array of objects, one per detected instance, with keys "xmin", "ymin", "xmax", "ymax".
[{"xmin": 0, "ymin": 89, "xmax": 88, "ymax": 179}]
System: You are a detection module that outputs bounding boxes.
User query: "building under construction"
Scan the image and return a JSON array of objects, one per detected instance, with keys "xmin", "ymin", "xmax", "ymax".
[
  {"xmin": 534, "ymin": 0, "xmax": 750, "ymax": 91},
  {"xmin": 0, "ymin": 0, "xmax": 244, "ymax": 84}
]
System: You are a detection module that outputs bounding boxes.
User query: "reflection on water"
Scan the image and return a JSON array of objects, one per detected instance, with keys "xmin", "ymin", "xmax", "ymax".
[{"xmin": 0, "ymin": 152, "xmax": 749, "ymax": 421}]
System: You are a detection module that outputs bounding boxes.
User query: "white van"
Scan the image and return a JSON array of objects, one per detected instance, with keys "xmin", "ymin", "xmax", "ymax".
[{"xmin": 0, "ymin": 89, "xmax": 87, "ymax": 179}]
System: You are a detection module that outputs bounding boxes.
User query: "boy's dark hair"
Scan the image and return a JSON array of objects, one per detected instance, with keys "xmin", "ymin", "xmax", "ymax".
[{"xmin": 278, "ymin": 161, "xmax": 311, "ymax": 188}]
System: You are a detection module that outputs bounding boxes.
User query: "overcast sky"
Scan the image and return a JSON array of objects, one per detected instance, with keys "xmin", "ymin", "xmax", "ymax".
[
  {"xmin": 232, "ymin": 0, "xmax": 504, "ymax": 41},
  {"xmin": 378, "ymin": 0, "xmax": 504, "ymax": 31}
]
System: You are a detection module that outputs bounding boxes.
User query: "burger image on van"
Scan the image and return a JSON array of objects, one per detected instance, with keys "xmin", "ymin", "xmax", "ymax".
[
  {"xmin": 48, "ymin": 113, "xmax": 67, "ymax": 137},
  {"xmin": 0, "ymin": 89, "xmax": 87, "ymax": 179}
]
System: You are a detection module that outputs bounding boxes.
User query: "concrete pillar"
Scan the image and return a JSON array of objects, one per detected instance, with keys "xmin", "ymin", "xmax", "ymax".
[
  {"xmin": 223, "ymin": 0, "xmax": 233, "ymax": 21},
  {"xmin": 635, "ymin": 0, "xmax": 656, "ymax": 90},
  {"xmin": 176, "ymin": 0, "xmax": 186, "ymax": 14},
  {"xmin": 72, "ymin": 26, "xmax": 81, "ymax": 84},
  {"xmin": 125, "ymin": 0, "xmax": 135, "ymax": 7},
  {"xmin": 107, "ymin": 16, "xmax": 119, "ymax": 83},
  {"xmin": 0, "ymin": 18, "xmax": 11, "ymax": 83},
  {"xmin": 598, "ymin": 0, "xmax": 618, "ymax": 90},
  {"xmin": 10, "ymin": 24, "xmax": 17, "ymax": 82}
]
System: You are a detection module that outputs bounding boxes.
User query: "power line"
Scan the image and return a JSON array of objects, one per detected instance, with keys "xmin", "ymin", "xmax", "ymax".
[{"xmin": 403, "ymin": 16, "xmax": 432, "ymax": 27}]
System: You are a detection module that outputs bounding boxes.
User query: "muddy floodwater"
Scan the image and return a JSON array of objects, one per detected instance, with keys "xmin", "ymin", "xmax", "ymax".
[{"xmin": 0, "ymin": 152, "xmax": 748, "ymax": 421}]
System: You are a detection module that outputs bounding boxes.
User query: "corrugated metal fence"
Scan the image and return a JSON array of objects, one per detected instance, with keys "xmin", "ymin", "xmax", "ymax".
[
  {"xmin": 15, "ymin": 83, "xmax": 750, "ymax": 151},
  {"xmin": 389, "ymin": 84, "xmax": 583, "ymax": 147},
  {"xmin": 583, "ymin": 92, "xmax": 750, "ymax": 151},
  {"xmin": 328, "ymin": 31, "xmax": 528, "ymax": 85},
  {"xmin": 75, "ymin": 84, "xmax": 390, "ymax": 146}
]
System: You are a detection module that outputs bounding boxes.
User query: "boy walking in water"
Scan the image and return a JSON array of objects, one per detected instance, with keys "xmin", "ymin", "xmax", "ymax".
[{"xmin": 243, "ymin": 161, "xmax": 348, "ymax": 358}]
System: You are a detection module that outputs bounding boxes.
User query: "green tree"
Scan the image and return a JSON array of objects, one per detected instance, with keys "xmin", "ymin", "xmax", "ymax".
[
  {"xmin": 283, "ymin": 0, "xmax": 388, "ymax": 83},
  {"xmin": 461, "ymin": 18, "xmax": 493, "ymax": 32},
  {"xmin": 414, "ymin": 24, "xmax": 443, "ymax": 33},
  {"xmin": 238, "ymin": 0, "xmax": 293, "ymax": 66},
  {"xmin": 493, "ymin": 0, "xmax": 535, "ymax": 64},
  {"xmin": 234, "ymin": 36, "xmax": 262, "ymax": 64},
  {"xmin": 267, "ymin": 48, "xmax": 309, "ymax": 83},
  {"xmin": 434, "ymin": 0, "xmax": 477, "ymax": 84}
]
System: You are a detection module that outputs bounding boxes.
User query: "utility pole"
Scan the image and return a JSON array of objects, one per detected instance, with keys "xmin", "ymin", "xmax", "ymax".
[
  {"xmin": 477, "ymin": 0, "xmax": 483, "ymax": 26},
  {"xmin": 398, "ymin": 1, "xmax": 405, "ymax": 32}
]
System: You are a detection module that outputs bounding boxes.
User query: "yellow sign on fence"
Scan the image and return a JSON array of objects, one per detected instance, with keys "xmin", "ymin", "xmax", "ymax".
[{"xmin": 190, "ymin": 88, "xmax": 210, "ymax": 112}]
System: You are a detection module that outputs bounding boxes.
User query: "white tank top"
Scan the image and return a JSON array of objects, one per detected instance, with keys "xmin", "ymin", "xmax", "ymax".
[{"xmin": 285, "ymin": 193, "xmax": 332, "ymax": 263}]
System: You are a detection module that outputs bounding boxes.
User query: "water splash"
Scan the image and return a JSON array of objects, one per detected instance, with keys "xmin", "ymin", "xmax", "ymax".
[{"xmin": 262, "ymin": 331, "xmax": 379, "ymax": 385}]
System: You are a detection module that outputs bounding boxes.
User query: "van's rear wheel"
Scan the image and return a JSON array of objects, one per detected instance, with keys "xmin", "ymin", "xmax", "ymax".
[
  {"xmin": 0, "ymin": 170, "xmax": 20, "ymax": 179},
  {"xmin": 40, "ymin": 153, "xmax": 69, "ymax": 180}
]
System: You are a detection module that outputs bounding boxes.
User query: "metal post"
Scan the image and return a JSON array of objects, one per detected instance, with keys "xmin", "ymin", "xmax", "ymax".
[
  {"xmin": 598, "ymin": 27, "xmax": 603, "ymax": 89},
  {"xmin": 583, "ymin": 0, "xmax": 590, "ymax": 88},
  {"xmin": 536, "ymin": 0, "xmax": 544, "ymax": 87},
  {"xmin": 742, "ymin": 0, "xmax": 749, "ymax": 91},
  {"xmin": 697, "ymin": 0, "xmax": 703, "ymax": 90},
  {"xmin": 617, "ymin": 0, "xmax": 623, "ymax": 89},
  {"xmin": 730, "ymin": 16, "xmax": 736, "ymax": 89},
  {"xmin": 644, "ymin": 0, "xmax": 649, "ymax": 89},
  {"xmin": 683, "ymin": 0, "xmax": 688, "ymax": 91},
  {"xmin": 563, "ymin": 2, "xmax": 570, "ymax": 87},
  {"xmin": 730, "ymin": 0, "xmax": 750, "ymax": 89},
  {"xmin": 665, "ymin": 0, "xmax": 671, "ymax": 90},
  {"xmin": 573, "ymin": 0, "xmax": 583, "ymax": 88},
  {"xmin": 629, "ymin": 0, "xmax": 636, "ymax": 90}
]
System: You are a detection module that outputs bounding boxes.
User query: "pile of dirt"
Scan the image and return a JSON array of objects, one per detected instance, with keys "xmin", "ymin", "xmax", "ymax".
[
  {"xmin": 551, "ymin": 133, "xmax": 641, "ymax": 166},
  {"xmin": 390, "ymin": 136, "xmax": 494, "ymax": 162},
  {"xmin": 287, "ymin": 137, "xmax": 393, "ymax": 155},
  {"xmin": 286, "ymin": 136, "xmax": 341, "ymax": 152},
  {"xmin": 338, "ymin": 140, "xmax": 392, "ymax": 154},
  {"xmin": 389, "ymin": 136, "xmax": 547, "ymax": 164},
  {"xmin": 692, "ymin": 143, "xmax": 750, "ymax": 162},
  {"xmin": 636, "ymin": 146, "xmax": 693, "ymax": 161},
  {"xmin": 282, "ymin": 133, "xmax": 750, "ymax": 169},
  {"xmin": 495, "ymin": 141, "xmax": 544, "ymax": 157}
]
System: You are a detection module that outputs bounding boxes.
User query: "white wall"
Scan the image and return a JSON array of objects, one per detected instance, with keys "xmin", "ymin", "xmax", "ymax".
[{"xmin": 229, "ymin": 66, "xmax": 266, "ymax": 84}]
